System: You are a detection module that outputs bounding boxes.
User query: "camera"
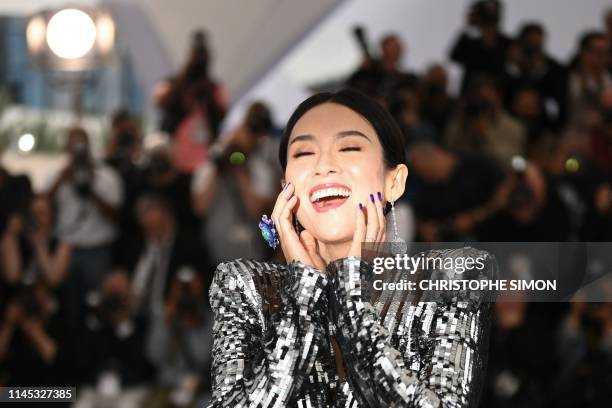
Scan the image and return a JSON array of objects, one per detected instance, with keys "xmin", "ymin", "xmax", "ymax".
[
  {"xmin": 71, "ymin": 141, "xmax": 92, "ymax": 196},
  {"xmin": 99, "ymin": 293, "xmax": 129, "ymax": 320},
  {"xmin": 463, "ymin": 95, "xmax": 493, "ymax": 120},
  {"xmin": 144, "ymin": 152, "xmax": 173, "ymax": 181},
  {"xmin": 117, "ymin": 130, "xmax": 136, "ymax": 150},
  {"xmin": 521, "ymin": 43, "xmax": 539, "ymax": 60},
  {"xmin": 175, "ymin": 267, "xmax": 201, "ymax": 320},
  {"xmin": 20, "ymin": 209, "xmax": 37, "ymax": 234},
  {"xmin": 17, "ymin": 283, "xmax": 42, "ymax": 319},
  {"xmin": 424, "ymin": 82, "xmax": 445, "ymax": 98},
  {"xmin": 507, "ymin": 155, "xmax": 534, "ymax": 211}
]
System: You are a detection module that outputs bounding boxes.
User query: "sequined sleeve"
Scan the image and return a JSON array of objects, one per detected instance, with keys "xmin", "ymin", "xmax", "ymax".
[
  {"xmin": 328, "ymin": 250, "xmax": 497, "ymax": 408},
  {"xmin": 207, "ymin": 259, "xmax": 328, "ymax": 408}
]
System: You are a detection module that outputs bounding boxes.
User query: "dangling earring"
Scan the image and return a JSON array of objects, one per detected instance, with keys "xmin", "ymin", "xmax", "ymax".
[{"xmin": 390, "ymin": 199, "xmax": 407, "ymax": 256}]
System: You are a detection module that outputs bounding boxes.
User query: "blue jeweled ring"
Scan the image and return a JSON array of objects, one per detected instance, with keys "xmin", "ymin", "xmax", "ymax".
[{"xmin": 259, "ymin": 214, "xmax": 279, "ymax": 250}]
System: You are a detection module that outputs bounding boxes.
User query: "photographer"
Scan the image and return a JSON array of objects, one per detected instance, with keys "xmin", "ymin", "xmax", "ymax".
[
  {"xmin": 477, "ymin": 159, "xmax": 572, "ymax": 241},
  {"xmin": 0, "ymin": 278, "xmax": 74, "ymax": 387},
  {"xmin": 145, "ymin": 267, "xmax": 212, "ymax": 408},
  {"xmin": 0, "ymin": 192, "xmax": 74, "ymax": 386},
  {"xmin": 419, "ymin": 64, "xmax": 457, "ymax": 139},
  {"xmin": 445, "ymin": 75, "xmax": 526, "ymax": 172},
  {"xmin": 388, "ymin": 81, "xmax": 438, "ymax": 146},
  {"xmin": 191, "ymin": 101, "xmax": 277, "ymax": 264},
  {"xmin": 482, "ymin": 300, "xmax": 563, "ymax": 407},
  {"xmin": 450, "ymin": 0, "xmax": 511, "ymax": 94},
  {"xmin": 120, "ymin": 194, "xmax": 209, "ymax": 320},
  {"xmin": 75, "ymin": 270, "xmax": 153, "ymax": 408},
  {"xmin": 140, "ymin": 144, "xmax": 200, "ymax": 237},
  {"xmin": 106, "ymin": 110, "xmax": 142, "ymax": 173},
  {"xmin": 503, "ymin": 23, "xmax": 568, "ymax": 130},
  {"xmin": 347, "ymin": 29, "xmax": 418, "ymax": 101},
  {"xmin": 0, "ymin": 158, "xmax": 32, "ymax": 287},
  {"xmin": 554, "ymin": 300, "xmax": 612, "ymax": 407},
  {"xmin": 406, "ymin": 142, "xmax": 508, "ymax": 241},
  {"xmin": 567, "ymin": 31, "xmax": 611, "ymax": 127},
  {"xmin": 46, "ymin": 127, "xmax": 123, "ymax": 327},
  {"xmin": 0, "ymin": 195, "xmax": 71, "ymax": 291},
  {"xmin": 105, "ymin": 111, "xmax": 147, "ymax": 252},
  {"xmin": 587, "ymin": 89, "xmax": 612, "ymax": 176},
  {"xmin": 155, "ymin": 30, "xmax": 229, "ymax": 174},
  {"xmin": 509, "ymin": 86, "xmax": 551, "ymax": 146},
  {"xmin": 545, "ymin": 134, "xmax": 612, "ymax": 241}
]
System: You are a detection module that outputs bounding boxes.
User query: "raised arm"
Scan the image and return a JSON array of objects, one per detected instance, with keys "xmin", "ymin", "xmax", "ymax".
[
  {"xmin": 328, "ymin": 250, "xmax": 496, "ymax": 408},
  {"xmin": 208, "ymin": 259, "xmax": 328, "ymax": 408}
]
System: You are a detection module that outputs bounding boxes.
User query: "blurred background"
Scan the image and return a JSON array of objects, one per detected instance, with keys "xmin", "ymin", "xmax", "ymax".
[{"xmin": 0, "ymin": 0, "xmax": 611, "ymax": 407}]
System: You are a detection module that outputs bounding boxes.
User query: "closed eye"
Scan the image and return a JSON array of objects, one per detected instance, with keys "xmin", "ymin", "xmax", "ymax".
[
  {"xmin": 292, "ymin": 151, "xmax": 314, "ymax": 158},
  {"xmin": 340, "ymin": 147, "xmax": 361, "ymax": 152}
]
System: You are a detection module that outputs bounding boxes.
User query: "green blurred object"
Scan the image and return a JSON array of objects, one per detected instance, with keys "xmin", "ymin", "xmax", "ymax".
[
  {"xmin": 565, "ymin": 157, "xmax": 580, "ymax": 174},
  {"xmin": 229, "ymin": 151, "xmax": 246, "ymax": 165}
]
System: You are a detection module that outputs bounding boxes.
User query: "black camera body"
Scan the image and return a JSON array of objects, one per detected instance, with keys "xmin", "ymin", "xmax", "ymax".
[
  {"xmin": 174, "ymin": 267, "xmax": 202, "ymax": 321},
  {"xmin": 17, "ymin": 284, "xmax": 42, "ymax": 319},
  {"xmin": 145, "ymin": 153, "xmax": 173, "ymax": 181},
  {"xmin": 507, "ymin": 156, "xmax": 534, "ymax": 212},
  {"xmin": 463, "ymin": 95, "xmax": 494, "ymax": 121},
  {"xmin": 71, "ymin": 141, "xmax": 93, "ymax": 197},
  {"xmin": 177, "ymin": 284, "xmax": 200, "ymax": 319},
  {"xmin": 99, "ymin": 293, "xmax": 129, "ymax": 320},
  {"xmin": 117, "ymin": 131, "xmax": 136, "ymax": 150}
]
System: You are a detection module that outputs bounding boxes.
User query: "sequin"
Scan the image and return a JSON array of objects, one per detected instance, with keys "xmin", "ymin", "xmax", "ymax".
[{"xmin": 208, "ymin": 248, "xmax": 497, "ymax": 407}]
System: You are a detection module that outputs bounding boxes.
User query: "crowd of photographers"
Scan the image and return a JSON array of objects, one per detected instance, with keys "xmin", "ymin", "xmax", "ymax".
[{"xmin": 1, "ymin": 1, "xmax": 612, "ymax": 406}]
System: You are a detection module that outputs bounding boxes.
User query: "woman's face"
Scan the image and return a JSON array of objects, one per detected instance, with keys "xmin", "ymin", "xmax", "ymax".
[{"xmin": 285, "ymin": 102, "xmax": 389, "ymax": 244}]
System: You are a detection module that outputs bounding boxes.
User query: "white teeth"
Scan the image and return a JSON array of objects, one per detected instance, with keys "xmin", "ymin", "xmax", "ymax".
[{"xmin": 310, "ymin": 187, "xmax": 351, "ymax": 202}]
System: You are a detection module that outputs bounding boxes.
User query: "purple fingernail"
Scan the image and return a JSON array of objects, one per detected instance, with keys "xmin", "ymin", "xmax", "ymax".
[
  {"xmin": 377, "ymin": 191, "xmax": 382, "ymax": 201},
  {"xmin": 358, "ymin": 203, "xmax": 363, "ymax": 211},
  {"xmin": 370, "ymin": 193, "xmax": 375, "ymax": 203}
]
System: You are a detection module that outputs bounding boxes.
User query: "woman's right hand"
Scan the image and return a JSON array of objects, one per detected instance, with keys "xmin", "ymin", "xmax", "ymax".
[{"xmin": 271, "ymin": 182, "xmax": 326, "ymax": 273}]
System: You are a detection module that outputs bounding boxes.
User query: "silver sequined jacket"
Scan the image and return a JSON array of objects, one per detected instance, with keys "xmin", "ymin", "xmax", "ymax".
[{"xmin": 208, "ymin": 247, "xmax": 497, "ymax": 408}]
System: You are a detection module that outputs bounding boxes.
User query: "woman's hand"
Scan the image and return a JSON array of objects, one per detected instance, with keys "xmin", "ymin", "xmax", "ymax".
[
  {"xmin": 271, "ymin": 183, "xmax": 326, "ymax": 272},
  {"xmin": 348, "ymin": 192, "xmax": 386, "ymax": 258}
]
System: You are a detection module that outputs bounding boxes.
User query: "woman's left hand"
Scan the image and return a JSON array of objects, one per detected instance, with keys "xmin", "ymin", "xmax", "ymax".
[{"xmin": 348, "ymin": 192, "xmax": 386, "ymax": 258}]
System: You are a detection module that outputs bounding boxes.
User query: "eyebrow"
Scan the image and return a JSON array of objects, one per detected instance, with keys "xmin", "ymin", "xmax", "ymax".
[{"xmin": 288, "ymin": 130, "xmax": 372, "ymax": 146}]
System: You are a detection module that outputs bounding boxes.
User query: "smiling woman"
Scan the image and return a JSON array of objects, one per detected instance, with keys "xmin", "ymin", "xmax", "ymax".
[
  {"xmin": 207, "ymin": 89, "xmax": 496, "ymax": 408},
  {"xmin": 278, "ymin": 90, "xmax": 408, "ymax": 260}
]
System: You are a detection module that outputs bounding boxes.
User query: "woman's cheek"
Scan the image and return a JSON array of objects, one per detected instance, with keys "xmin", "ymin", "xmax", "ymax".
[{"xmin": 291, "ymin": 202, "xmax": 311, "ymax": 231}]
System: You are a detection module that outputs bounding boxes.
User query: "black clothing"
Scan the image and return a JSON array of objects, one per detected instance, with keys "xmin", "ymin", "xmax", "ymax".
[
  {"xmin": 450, "ymin": 31, "xmax": 512, "ymax": 94},
  {"xmin": 406, "ymin": 152, "xmax": 504, "ymax": 239},
  {"xmin": 0, "ymin": 168, "xmax": 32, "ymax": 236}
]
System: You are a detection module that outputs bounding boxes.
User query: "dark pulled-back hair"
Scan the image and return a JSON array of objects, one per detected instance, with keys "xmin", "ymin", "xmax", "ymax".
[{"xmin": 278, "ymin": 89, "xmax": 407, "ymax": 172}]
